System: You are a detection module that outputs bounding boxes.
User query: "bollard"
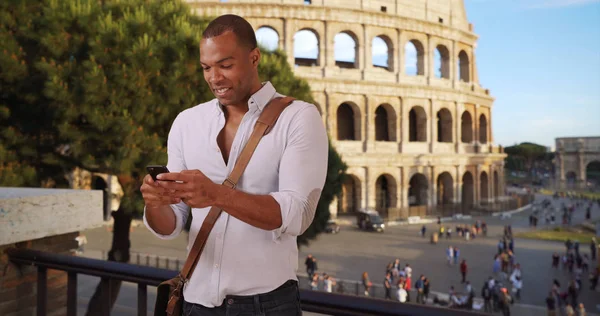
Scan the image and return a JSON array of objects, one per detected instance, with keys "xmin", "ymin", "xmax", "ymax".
[
  {"xmin": 156, "ymin": 256, "xmax": 160, "ymax": 268},
  {"xmin": 166, "ymin": 258, "xmax": 170, "ymax": 270},
  {"xmin": 146, "ymin": 254, "xmax": 150, "ymax": 266},
  {"xmin": 136, "ymin": 253, "xmax": 140, "ymax": 265}
]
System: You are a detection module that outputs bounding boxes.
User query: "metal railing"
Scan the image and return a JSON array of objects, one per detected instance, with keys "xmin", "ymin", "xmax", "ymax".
[{"xmin": 7, "ymin": 248, "xmax": 484, "ymax": 316}]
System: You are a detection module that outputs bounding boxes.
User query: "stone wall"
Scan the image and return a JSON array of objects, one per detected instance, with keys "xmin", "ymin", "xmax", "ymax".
[
  {"xmin": 555, "ymin": 137, "xmax": 600, "ymax": 190},
  {"xmin": 0, "ymin": 232, "xmax": 78, "ymax": 316}
]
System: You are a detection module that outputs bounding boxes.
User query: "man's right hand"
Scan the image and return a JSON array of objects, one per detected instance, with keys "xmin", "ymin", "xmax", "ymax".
[{"xmin": 140, "ymin": 174, "xmax": 181, "ymax": 208}]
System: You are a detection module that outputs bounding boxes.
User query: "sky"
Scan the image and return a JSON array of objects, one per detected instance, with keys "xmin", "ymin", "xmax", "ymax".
[{"xmin": 256, "ymin": 0, "xmax": 600, "ymax": 148}]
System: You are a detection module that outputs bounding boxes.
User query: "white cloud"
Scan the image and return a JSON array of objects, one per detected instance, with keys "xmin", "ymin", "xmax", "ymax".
[{"xmin": 525, "ymin": 0, "xmax": 600, "ymax": 9}]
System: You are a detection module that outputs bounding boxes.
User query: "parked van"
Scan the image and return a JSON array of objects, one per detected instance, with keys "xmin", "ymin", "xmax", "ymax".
[{"xmin": 356, "ymin": 210, "xmax": 385, "ymax": 232}]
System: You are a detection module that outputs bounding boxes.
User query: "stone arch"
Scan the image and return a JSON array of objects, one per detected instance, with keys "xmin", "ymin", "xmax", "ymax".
[
  {"xmin": 372, "ymin": 35, "xmax": 393, "ymax": 71},
  {"xmin": 92, "ymin": 176, "xmax": 110, "ymax": 221},
  {"xmin": 409, "ymin": 173, "xmax": 428, "ymax": 206},
  {"xmin": 375, "ymin": 104, "xmax": 397, "ymax": 141},
  {"xmin": 375, "ymin": 174, "xmax": 398, "ymax": 213},
  {"xmin": 480, "ymin": 171, "xmax": 489, "ymax": 201},
  {"xmin": 434, "ymin": 44, "xmax": 450, "ymax": 79},
  {"xmin": 462, "ymin": 171, "xmax": 474, "ymax": 207},
  {"xmin": 338, "ymin": 174, "xmax": 362, "ymax": 214},
  {"xmin": 294, "ymin": 29, "xmax": 320, "ymax": 66},
  {"xmin": 334, "ymin": 31, "xmax": 359, "ymax": 69},
  {"xmin": 336, "ymin": 102, "xmax": 361, "ymax": 141},
  {"xmin": 493, "ymin": 170, "xmax": 500, "ymax": 199},
  {"xmin": 458, "ymin": 50, "xmax": 470, "ymax": 82},
  {"xmin": 436, "ymin": 108, "xmax": 452, "ymax": 143},
  {"xmin": 405, "ymin": 39, "xmax": 425, "ymax": 76},
  {"xmin": 479, "ymin": 114, "xmax": 488, "ymax": 144},
  {"xmin": 566, "ymin": 171, "xmax": 578, "ymax": 189},
  {"xmin": 255, "ymin": 26, "xmax": 279, "ymax": 52},
  {"xmin": 461, "ymin": 111, "xmax": 473, "ymax": 143},
  {"xmin": 409, "ymin": 106, "xmax": 427, "ymax": 142},
  {"xmin": 585, "ymin": 160, "xmax": 600, "ymax": 187},
  {"xmin": 437, "ymin": 172, "xmax": 454, "ymax": 205}
]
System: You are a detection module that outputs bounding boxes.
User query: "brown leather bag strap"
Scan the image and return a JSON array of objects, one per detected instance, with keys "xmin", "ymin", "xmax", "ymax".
[{"xmin": 178, "ymin": 96, "xmax": 295, "ymax": 281}]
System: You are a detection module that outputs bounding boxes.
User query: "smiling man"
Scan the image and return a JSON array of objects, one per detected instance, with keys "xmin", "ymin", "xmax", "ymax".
[{"xmin": 139, "ymin": 14, "xmax": 328, "ymax": 316}]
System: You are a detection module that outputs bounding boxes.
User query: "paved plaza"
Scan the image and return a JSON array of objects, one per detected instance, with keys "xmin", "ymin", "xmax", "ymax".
[{"xmin": 79, "ymin": 194, "xmax": 600, "ymax": 315}]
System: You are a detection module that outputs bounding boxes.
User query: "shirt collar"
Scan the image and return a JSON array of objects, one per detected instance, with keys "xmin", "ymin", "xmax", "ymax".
[{"xmin": 215, "ymin": 81, "xmax": 276, "ymax": 116}]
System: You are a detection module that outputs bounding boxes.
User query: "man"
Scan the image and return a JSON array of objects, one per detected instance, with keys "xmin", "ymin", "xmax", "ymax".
[
  {"xmin": 305, "ymin": 254, "xmax": 316, "ymax": 280},
  {"xmin": 414, "ymin": 275, "xmax": 425, "ymax": 304},
  {"xmin": 140, "ymin": 14, "xmax": 328, "ymax": 316}
]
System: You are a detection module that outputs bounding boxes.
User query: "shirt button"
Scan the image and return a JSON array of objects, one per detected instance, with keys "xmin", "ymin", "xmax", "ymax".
[{"xmin": 227, "ymin": 299, "xmax": 234, "ymax": 305}]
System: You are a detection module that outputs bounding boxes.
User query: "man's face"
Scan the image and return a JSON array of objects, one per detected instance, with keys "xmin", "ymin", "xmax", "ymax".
[{"xmin": 200, "ymin": 31, "xmax": 260, "ymax": 106}]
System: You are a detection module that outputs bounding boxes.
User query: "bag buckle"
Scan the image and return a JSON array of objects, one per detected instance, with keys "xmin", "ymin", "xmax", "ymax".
[{"xmin": 223, "ymin": 177, "xmax": 236, "ymax": 189}]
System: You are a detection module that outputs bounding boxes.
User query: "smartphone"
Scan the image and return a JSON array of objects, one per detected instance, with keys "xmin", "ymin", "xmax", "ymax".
[{"xmin": 146, "ymin": 165, "xmax": 171, "ymax": 182}]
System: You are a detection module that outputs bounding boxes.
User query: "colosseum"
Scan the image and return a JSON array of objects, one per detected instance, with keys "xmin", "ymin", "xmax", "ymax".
[{"xmin": 191, "ymin": 0, "xmax": 507, "ymax": 219}]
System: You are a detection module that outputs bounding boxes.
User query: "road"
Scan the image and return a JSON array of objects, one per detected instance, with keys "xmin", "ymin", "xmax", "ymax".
[{"xmin": 78, "ymin": 194, "xmax": 600, "ymax": 315}]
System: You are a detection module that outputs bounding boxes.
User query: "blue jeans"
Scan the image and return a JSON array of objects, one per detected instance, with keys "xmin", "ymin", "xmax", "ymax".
[{"xmin": 182, "ymin": 280, "xmax": 302, "ymax": 316}]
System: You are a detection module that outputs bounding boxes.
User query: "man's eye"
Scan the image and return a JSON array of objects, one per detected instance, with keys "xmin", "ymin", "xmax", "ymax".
[{"xmin": 222, "ymin": 65, "xmax": 233, "ymax": 69}]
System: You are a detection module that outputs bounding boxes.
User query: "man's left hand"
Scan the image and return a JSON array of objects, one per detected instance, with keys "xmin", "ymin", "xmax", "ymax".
[{"xmin": 156, "ymin": 169, "xmax": 220, "ymax": 208}]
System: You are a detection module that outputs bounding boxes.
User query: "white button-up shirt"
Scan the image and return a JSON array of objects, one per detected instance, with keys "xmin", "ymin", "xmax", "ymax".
[{"xmin": 143, "ymin": 82, "xmax": 328, "ymax": 307}]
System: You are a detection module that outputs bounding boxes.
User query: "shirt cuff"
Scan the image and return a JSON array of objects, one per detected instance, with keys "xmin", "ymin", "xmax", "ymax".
[
  {"xmin": 269, "ymin": 192, "xmax": 304, "ymax": 242},
  {"xmin": 143, "ymin": 205, "xmax": 184, "ymax": 240}
]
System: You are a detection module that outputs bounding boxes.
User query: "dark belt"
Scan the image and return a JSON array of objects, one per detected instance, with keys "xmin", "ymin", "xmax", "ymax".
[{"xmin": 225, "ymin": 279, "xmax": 298, "ymax": 306}]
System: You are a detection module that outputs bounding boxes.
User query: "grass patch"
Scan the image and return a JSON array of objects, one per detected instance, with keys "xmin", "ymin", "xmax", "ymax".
[{"xmin": 515, "ymin": 227, "xmax": 597, "ymax": 244}]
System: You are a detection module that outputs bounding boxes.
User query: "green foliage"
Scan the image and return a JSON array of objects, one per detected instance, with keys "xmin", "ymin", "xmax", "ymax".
[
  {"xmin": 1, "ymin": 0, "xmax": 346, "ymax": 245},
  {"xmin": 504, "ymin": 142, "xmax": 551, "ymax": 173}
]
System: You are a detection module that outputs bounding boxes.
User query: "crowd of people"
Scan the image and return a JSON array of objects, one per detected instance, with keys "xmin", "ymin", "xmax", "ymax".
[{"xmin": 303, "ymin": 194, "xmax": 599, "ymax": 316}]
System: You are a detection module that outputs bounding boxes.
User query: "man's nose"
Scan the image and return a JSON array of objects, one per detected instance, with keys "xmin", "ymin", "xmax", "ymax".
[{"xmin": 209, "ymin": 69, "xmax": 224, "ymax": 84}]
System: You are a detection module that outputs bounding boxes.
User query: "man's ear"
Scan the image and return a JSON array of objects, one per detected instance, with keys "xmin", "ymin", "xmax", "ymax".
[{"xmin": 251, "ymin": 48, "xmax": 260, "ymax": 67}]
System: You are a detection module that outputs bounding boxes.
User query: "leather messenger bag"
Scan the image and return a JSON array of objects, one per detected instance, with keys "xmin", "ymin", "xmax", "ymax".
[{"xmin": 154, "ymin": 96, "xmax": 295, "ymax": 316}]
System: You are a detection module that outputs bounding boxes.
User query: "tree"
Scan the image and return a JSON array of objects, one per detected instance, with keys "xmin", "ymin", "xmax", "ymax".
[
  {"xmin": 1, "ymin": 0, "xmax": 345, "ymax": 312},
  {"xmin": 504, "ymin": 142, "xmax": 554, "ymax": 181}
]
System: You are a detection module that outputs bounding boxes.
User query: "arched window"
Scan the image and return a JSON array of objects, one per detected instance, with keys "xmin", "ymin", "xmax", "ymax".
[
  {"xmin": 434, "ymin": 45, "xmax": 450, "ymax": 79},
  {"xmin": 437, "ymin": 108, "xmax": 453, "ymax": 143},
  {"xmin": 255, "ymin": 26, "xmax": 279, "ymax": 52},
  {"xmin": 458, "ymin": 50, "xmax": 470, "ymax": 82},
  {"xmin": 334, "ymin": 32, "xmax": 358, "ymax": 69},
  {"xmin": 372, "ymin": 36, "xmax": 392, "ymax": 70},
  {"xmin": 409, "ymin": 106, "xmax": 427, "ymax": 142},
  {"xmin": 294, "ymin": 29, "xmax": 319, "ymax": 66},
  {"xmin": 405, "ymin": 40, "xmax": 424, "ymax": 76}
]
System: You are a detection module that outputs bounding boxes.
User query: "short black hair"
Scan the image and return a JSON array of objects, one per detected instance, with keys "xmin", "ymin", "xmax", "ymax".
[{"xmin": 202, "ymin": 14, "xmax": 257, "ymax": 51}]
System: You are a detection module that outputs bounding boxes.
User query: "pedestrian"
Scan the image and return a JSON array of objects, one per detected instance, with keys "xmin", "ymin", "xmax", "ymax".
[
  {"xmin": 305, "ymin": 254, "xmax": 316, "ymax": 280},
  {"xmin": 499, "ymin": 287, "xmax": 512, "ymax": 316},
  {"xmin": 415, "ymin": 275, "xmax": 425, "ymax": 304},
  {"xmin": 591, "ymin": 237, "xmax": 597, "ymax": 261},
  {"xmin": 362, "ymin": 272, "xmax": 372, "ymax": 296},
  {"xmin": 510, "ymin": 276, "xmax": 522, "ymax": 302},
  {"xmin": 384, "ymin": 272, "xmax": 392, "ymax": 299},
  {"xmin": 552, "ymin": 252, "xmax": 560, "ymax": 268},
  {"xmin": 140, "ymin": 13, "xmax": 328, "ymax": 315},
  {"xmin": 421, "ymin": 225, "xmax": 426, "ymax": 238},
  {"xmin": 481, "ymin": 281, "xmax": 493, "ymax": 312},
  {"xmin": 397, "ymin": 283, "xmax": 408, "ymax": 303},
  {"xmin": 454, "ymin": 247, "xmax": 460, "ymax": 265},
  {"xmin": 323, "ymin": 273, "xmax": 336, "ymax": 293},
  {"xmin": 546, "ymin": 291, "xmax": 556, "ymax": 316},
  {"xmin": 460, "ymin": 259, "xmax": 468, "ymax": 283},
  {"xmin": 423, "ymin": 277, "xmax": 431, "ymax": 302},
  {"xmin": 310, "ymin": 273, "xmax": 319, "ymax": 290},
  {"xmin": 447, "ymin": 245, "xmax": 454, "ymax": 265}
]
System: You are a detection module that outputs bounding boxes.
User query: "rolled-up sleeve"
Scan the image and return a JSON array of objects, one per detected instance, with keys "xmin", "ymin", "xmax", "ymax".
[
  {"xmin": 270, "ymin": 104, "xmax": 328, "ymax": 240},
  {"xmin": 143, "ymin": 112, "xmax": 190, "ymax": 240}
]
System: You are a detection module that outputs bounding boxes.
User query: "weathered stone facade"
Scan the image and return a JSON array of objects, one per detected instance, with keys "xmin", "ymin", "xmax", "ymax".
[
  {"xmin": 555, "ymin": 137, "xmax": 600, "ymax": 190},
  {"xmin": 187, "ymin": 0, "xmax": 506, "ymax": 218}
]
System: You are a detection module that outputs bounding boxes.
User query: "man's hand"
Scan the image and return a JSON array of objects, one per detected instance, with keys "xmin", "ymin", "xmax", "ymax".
[
  {"xmin": 156, "ymin": 169, "xmax": 221, "ymax": 209},
  {"xmin": 140, "ymin": 174, "xmax": 181, "ymax": 208}
]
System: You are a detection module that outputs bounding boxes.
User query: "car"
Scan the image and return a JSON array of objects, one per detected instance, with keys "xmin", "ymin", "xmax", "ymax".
[
  {"xmin": 325, "ymin": 220, "xmax": 340, "ymax": 234},
  {"xmin": 356, "ymin": 210, "xmax": 385, "ymax": 233}
]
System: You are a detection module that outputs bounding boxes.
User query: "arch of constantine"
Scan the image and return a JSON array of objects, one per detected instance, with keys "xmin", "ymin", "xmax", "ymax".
[
  {"xmin": 187, "ymin": 0, "xmax": 507, "ymax": 218},
  {"xmin": 555, "ymin": 137, "xmax": 600, "ymax": 190}
]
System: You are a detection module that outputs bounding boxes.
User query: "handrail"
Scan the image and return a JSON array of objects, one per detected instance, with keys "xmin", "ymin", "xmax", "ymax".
[{"xmin": 7, "ymin": 248, "xmax": 484, "ymax": 316}]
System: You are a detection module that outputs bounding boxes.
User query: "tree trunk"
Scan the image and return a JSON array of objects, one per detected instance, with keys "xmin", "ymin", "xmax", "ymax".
[{"xmin": 85, "ymin": 208, "xmax": 132, "ymax": 316}]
